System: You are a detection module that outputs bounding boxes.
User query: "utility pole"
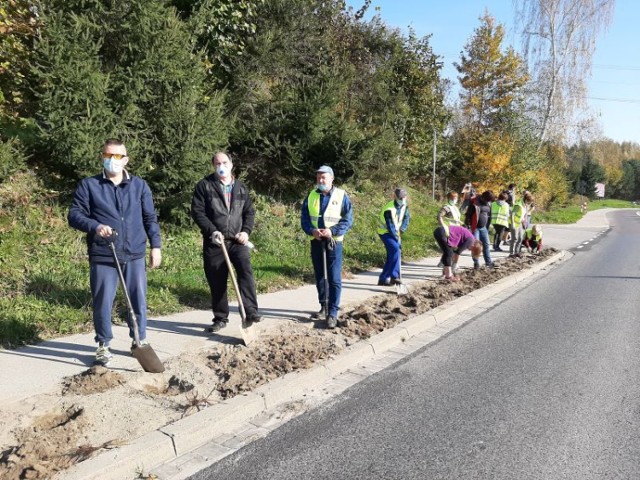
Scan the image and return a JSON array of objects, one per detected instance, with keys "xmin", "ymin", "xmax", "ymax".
[{"xmin": 432, "ymin": 129, "xmax": 436, "ymax": 200}]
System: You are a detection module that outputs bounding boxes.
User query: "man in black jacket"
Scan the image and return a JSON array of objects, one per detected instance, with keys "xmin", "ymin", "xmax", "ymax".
[{"xmin": 191, "ymin": 152, "xmax": 261, "ymax": 333}]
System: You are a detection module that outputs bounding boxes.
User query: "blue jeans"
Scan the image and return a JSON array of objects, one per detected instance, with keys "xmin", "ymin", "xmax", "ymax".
[
  {"xmin": 90, "ymin": 257, "xmax": 148, "ymax": 345},
  {"xmin": 379, "ymin": 233, "xmax": 401, "ymax": 281},
  {"xmin": 310, "ymin": 240, "xmax": 343, "ymax": 317},
  {"xmin": 474, "ymin": 227, "xmax": 492, "ymax": 265}
]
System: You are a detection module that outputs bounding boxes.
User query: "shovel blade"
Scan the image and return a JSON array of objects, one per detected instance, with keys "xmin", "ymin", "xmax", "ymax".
[
  {"xmin": 132, "ymin": 344, "xmax": 165, "ymax": 373},
  {"xmin": 396, "ymin": 283, "xmax": 409, "ymax": 296},
  {"xmin": 240, "ymin": 321, "xmax": 258, "ymax": 346}
]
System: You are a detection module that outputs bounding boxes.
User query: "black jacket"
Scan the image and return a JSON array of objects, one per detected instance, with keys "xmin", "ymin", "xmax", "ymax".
[{"xmin": 191, "ymin": 174, "xmax": 255, "ymax": 243}]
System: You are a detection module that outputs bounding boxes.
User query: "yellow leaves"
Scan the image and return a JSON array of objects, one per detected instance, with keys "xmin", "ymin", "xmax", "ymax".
[{"xmin": 463, "ymin": 131, "xmax": 515, "ymax": 190}]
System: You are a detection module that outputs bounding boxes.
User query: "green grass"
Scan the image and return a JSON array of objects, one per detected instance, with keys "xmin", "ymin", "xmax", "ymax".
[
  {"xmin": 532, "ymin": 198, "xmax": 636, "ymax": 224},
  {"xmin": 0, "ymin": 172, "xmax": 441, "ymax": 347}
]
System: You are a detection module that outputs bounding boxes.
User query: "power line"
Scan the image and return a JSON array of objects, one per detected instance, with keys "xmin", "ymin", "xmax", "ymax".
[
  {"xmin": 593, "ymin": 64, "xmax": 640, "ymax": 71},
  {"xmin": 588, "ymin": 96, "xmax": 640, "ymax": 104}
]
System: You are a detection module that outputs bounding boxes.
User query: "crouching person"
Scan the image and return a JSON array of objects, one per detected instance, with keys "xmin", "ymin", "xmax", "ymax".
[{"xmin": 523, "ymin": 224, "xmax": 543, "ymax": 254}]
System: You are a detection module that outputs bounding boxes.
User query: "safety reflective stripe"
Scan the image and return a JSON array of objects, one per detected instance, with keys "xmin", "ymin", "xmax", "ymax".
[
  {"xmin": 491, "ymin": 202, "xmax": 509, "ymax": 227},
  {"xmin": 377, "ymin": 200, "xmax": 405, "ymax": 234},
  {"xmin": 442, "ymin": 204, "xmax": 461, "ymax": 226},
  {"xmin": 307, "ymin": 188, "xmax": 346, "ymax": 241}
]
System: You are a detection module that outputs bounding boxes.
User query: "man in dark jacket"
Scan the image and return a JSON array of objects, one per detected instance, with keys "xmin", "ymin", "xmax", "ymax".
[
  {"xmin": 68, "ymin": 138, "xmax": 162, "ymax": 366},
  {"xmin": 191, "ymin": 152, "xmax": 261, "ymax": 333}
]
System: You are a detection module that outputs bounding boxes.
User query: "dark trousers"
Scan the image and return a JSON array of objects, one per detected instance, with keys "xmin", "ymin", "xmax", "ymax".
[
  {"xmin": 310, "ymin": 239, "xmax": 343, "ymax": 317},
  {"xmin": 433, "ymin": 227, "xmax": 453, "ymax": 267},
  {"xmin": 90, "ymin": 257, "xmax": 147, "ymax": 345},
  {"xmin": 493, "ymin": 224, "xmax": 508, "ymax": 248},
  {"xmin": 203, "ymin": 241, "xmax": 258, "ymax": 320}
]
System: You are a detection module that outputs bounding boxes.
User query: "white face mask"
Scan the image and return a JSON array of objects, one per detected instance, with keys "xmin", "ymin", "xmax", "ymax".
[
  {"xmin": 217, "ymin": 165, "xmax": 232, "ymax": 177},
  {"xmin": 103, "ymin": 158, "xmax": 124, "ymax": 174}
]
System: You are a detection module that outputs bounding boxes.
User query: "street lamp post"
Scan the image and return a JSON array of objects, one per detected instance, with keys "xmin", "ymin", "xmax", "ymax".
[{"xmin": 432, "ymin": 129, "xmax": 436, "ymax": 200}]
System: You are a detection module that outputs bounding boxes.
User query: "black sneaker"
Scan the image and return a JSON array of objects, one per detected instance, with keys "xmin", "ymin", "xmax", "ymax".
[
  {"xmin": 311, "ymin": 306, "xmax": 326, "ymax": 320},
  {"xmin": 377, "ymin": 279, "xmax": 391, "ymax": 286},
  {"xmin": 487, "ymin": 262, "xmax": 499, "ymax": 269},
  {"xmin": 391, "ymin": 278, "xmax": 402, "ymax": 285},
  {"xmin": 246, "ymin": 312, "xmax": 262, "ymax": 323},
  {"xmin": 327, "ymin": 315, "xmax": 338, "ymax": 329},
  {"xmin": 207, "ymin": 318, "xmax": 228, "ymax": 333}
]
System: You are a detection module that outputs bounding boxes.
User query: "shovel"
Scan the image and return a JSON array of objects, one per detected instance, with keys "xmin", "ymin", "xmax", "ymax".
[
  {"xmin": 107, "ymin": 236, "xmax": 164, "ymax": 373},
  {"xmin": 214, "ymin": 233, "xmax": 257, "ymax": 346},
  {"xmin": 396, "ymin": 236, "xmax": 408, "ymax": 296}
]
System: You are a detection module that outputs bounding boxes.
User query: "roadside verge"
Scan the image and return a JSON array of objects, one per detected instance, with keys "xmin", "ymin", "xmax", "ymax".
[{"xmin": 62, "ymin": 250, "xmax": 569, "ymax": 480}]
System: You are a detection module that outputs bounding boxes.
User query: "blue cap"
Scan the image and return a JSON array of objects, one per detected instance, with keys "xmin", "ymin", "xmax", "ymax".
[{"xmin": 316, "ymin": 165, "xmax": 334, "ymax": 176}]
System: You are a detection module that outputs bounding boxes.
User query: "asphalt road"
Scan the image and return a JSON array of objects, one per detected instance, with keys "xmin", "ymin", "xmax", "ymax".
[{"xmin": 189, "ymin": 209, "xmax": 640, "ymax": 480}]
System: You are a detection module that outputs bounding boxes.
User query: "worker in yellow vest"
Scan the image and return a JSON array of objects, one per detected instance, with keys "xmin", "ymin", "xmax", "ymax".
[
  {"xmin": 377, "ymin": 188, "xmax": 411, "ymax": 286},
  {"xmin": 523, "ymin": 224, "xmax": 543, "ymax": 254},
  {"xmin": 301, "ymin": 165, "xmax": 353, "ymax": 329},
  {"xmin": 509, "ymin": 191, "xmax": 534, "ymax": 257},
  {"xmin": 490, "ymin": 192, "xmax": 510, "ymax": 252}
]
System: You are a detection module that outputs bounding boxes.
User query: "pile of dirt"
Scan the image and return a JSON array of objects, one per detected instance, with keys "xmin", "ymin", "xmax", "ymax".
[
  {"xmin": 207, "ymin": 329, "xmax": 342, "ymax": 399},
  {"xmin": 61, "ymin": 366, "xmax": 125, "ymax": 396},
  {"xmin": 340, "ymin": 250, "xmax": 558, "ymax": 339},
  {"xmin": 0, "ymin": 249, "xmax": 558, "ymax": 479},
  {"xmin": 0, "ymin": 405, "xmax": 124, "ymax": 480}
]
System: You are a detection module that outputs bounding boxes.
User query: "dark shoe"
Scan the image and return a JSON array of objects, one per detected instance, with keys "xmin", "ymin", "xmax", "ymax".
[
  {"xmin": 311, "ymin": 306, "xmax": 326, "ymax": 320},
  {"xmin": 486, "ymin": 262, "xmax": 499, "ymax": 269},
  {"xmin": 246, "ymin": 312, "xmax": 262, "ymax": 323},
  {"xmin": 377, "ymin": 279, "xmax": 391, "ymax": 286},
  {"xmin": 391, "ymin": 278, "xmax": 402, "ymax": 285},
  {"xmin": 207, "ymin": 318, "xmax": 228, "ymax": 333},
  {"xmin": 336, "ymin": 317, "xmax": 348, "ymax": 327},
  {"xmin": 327, "ymin": 316, "xmax": 338, "ymax": 329},
  {"xmin": 474, "ymin": 262, "xmax": 480, "ymax": 270}
]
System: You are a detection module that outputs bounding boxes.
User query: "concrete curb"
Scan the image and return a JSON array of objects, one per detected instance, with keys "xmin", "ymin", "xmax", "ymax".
[{"xmin": 61, "ymin": 250, "xmax": 568, "ymax": 480}]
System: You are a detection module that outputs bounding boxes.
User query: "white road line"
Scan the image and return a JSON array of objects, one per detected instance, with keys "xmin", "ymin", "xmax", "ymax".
[{"xmin": 577, "ymin": 246, "xmax": 584, "ymax": 249}]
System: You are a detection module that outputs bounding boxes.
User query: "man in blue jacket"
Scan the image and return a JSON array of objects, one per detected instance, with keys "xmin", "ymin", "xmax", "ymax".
[
  {"xmin": 68, "ymin": 138, "xmax": 162, "ymax": 366},
  {"xmin": 301, "ymin": 165, "xmax": 353, "ymax": 329}
]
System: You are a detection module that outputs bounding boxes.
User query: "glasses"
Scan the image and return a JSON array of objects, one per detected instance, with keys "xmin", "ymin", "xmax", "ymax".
[{"xmin": 102, "ymin": 154, "xmax": 126, "ymax": 160}]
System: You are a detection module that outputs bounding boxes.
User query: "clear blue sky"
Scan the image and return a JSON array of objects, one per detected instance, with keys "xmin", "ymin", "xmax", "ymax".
[{"xmin": 346, "ymin": 0, "xmax": 639, "ymax": 144}]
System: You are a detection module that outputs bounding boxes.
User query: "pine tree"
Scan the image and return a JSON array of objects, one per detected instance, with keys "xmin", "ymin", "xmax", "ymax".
[{"xmin": 32, "ymin": 0, "xmax": 228, "ymax": 222}]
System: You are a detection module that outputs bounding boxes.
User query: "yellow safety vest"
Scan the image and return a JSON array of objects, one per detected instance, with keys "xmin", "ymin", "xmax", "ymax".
[
  {"xmin": 511, "ymin": 200, "xmax": 526, "ymax": 226},
  {"xmin": 307, "ymin": 188, "xmax": 346, "ymax": 241},
  {"xmin": 491, "ymin": 202, "xmax": 510, "ymax": 227},
  {"xmin": 525, "ymin": 226, "xmax": 542, "ymax": 241},
  {"xmin": 441, "ymin": 203, "xmax": 461, "ymax": 226},
  {"xmin": 377, "ymin": 200, "xmax": 407, "ymax": 235}
]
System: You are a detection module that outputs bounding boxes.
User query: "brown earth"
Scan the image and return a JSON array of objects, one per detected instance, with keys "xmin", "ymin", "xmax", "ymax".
[{"xmin": 0, "ymin": 250, "xmax": 558, "ymax": 479}]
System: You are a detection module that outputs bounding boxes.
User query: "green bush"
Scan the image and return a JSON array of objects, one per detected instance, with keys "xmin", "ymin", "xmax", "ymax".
[
  {"xmin": 0, "ymin": 137, "xmax": 27, "ymax": 181},
  {"xmin": 32, "ymin": 0, "xmax": 228, "ymax": 223}
]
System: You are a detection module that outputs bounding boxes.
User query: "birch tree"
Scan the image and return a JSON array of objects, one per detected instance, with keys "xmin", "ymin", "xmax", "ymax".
[{"xmin": 515, "ymin": 0, "xmax": 615, "ymax": 146}]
